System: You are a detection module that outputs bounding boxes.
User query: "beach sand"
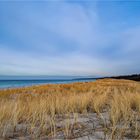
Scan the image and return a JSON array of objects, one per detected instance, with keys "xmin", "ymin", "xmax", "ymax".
[{"xmin": 0, "ymin": 79, "xmax": 140, "ymax": 139}]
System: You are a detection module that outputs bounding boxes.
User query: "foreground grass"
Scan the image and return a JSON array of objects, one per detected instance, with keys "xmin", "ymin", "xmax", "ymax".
[{"xmin": 0, "ymin": 79, "xmax": 140, "ymax": 139}]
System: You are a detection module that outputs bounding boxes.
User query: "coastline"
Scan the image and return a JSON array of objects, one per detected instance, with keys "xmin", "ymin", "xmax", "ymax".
[
  {"xmin": 0, "ymin": 78, "xmax": 140, "ymax": 139},
  {"xmin": 1, "ymin": 73, "xmax": 140, "ymax": 89},
  {"xmin": 0, "ymin": 78, "xmax": 96, "ymax": 90}
]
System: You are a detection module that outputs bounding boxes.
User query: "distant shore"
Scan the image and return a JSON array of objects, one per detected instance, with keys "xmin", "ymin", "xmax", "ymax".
[{"xmin": 100, "ymin": 74, "xmax": 140, "ymax": 81}]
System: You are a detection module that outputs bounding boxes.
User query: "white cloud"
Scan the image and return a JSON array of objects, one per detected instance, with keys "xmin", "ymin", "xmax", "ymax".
[{"xmin": 1, "ymin": 43, "xmax": 138, "ymax": 76}]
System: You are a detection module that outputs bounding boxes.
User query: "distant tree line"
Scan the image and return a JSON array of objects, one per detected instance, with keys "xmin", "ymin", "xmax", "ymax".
[{"xmin": 109, "ymin": 74, "xmax": 140, "ymax": 81}]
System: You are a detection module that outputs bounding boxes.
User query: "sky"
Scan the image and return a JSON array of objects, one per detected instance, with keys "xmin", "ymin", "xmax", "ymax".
[{"xmin": 0, "ymin": 1, "xmax": 140, "ymax": 76}]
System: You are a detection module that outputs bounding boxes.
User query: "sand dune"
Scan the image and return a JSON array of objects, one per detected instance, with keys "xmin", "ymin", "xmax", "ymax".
[{"xmin": 0, "ymin": 79, "xmax": 140, "ymax": 139}]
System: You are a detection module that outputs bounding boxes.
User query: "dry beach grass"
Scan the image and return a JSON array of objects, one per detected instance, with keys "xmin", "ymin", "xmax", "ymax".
[{"xmin": 0, "ymin": 79, "xmax": 140, "ymax": 139}]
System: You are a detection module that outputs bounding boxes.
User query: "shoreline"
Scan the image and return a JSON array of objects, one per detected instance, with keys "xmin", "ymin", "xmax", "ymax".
[
  {"xmin": 0, "ymin": 79, "xmax": 96, "ymax": 90},
  {"xmin": 1, "ymin": 73, "xmax": 140, "ymax": 89}
]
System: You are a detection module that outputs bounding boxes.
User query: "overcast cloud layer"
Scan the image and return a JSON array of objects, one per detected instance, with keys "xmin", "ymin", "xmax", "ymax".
[{"xmin": 0, "ymin": 1, "xmax": 140, "ymax": 76}]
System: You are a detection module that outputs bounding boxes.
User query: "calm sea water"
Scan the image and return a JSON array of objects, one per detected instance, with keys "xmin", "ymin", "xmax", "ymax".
[{"xmin": 0, "ymin": 78, "xmax": 96, "ymax": 89}]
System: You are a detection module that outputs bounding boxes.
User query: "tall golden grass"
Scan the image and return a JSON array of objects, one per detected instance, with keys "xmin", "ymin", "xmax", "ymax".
[{"xmin": 0, "ymin": 78, "xmax": 140, "ymax": 139}]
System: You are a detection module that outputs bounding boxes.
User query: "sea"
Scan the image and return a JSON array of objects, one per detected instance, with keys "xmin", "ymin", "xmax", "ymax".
[{"xmin": 0, "ymin": 76, "xmax": 96, "ymax": 89}]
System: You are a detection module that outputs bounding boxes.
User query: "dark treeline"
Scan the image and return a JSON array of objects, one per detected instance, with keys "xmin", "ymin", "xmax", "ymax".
[
  {"xmin": 73, "ymin": 74, "xmax": 140, "ymax": 82},
  {"xmin": 107, "ymin": 74, "xmax": 140, "ymax": 81}
]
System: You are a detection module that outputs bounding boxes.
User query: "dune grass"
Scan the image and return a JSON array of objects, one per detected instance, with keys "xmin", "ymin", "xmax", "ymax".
[{"xmin": 0, "ymin": 79, "xmax": 140, "ymax": 139}]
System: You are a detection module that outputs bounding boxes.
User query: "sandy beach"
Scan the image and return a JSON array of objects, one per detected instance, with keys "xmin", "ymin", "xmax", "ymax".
[{"xmin": 0, "ymin": 79, "xmax": 140, "ymax": 139}]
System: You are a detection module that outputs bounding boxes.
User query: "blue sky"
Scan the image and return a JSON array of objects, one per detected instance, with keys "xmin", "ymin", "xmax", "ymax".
[{"xmin": 0, "ymin": 1, "xmax": 140, "ymax": 76}]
